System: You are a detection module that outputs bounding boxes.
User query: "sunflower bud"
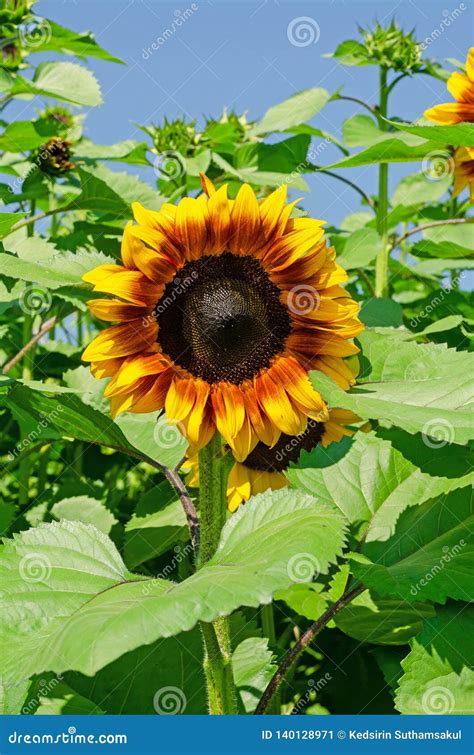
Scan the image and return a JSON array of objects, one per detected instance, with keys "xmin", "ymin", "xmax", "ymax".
[
  {"xmin": 359, "ymin": 20, "xmax": 423, "ymax": 72},
  {"xmin": 35, "ymin": 137, "xmax": 74, "ymax": 176}
]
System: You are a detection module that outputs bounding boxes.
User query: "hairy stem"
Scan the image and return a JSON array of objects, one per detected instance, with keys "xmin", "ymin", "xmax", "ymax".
[
  {"xmin": 255, "ymin": 585, "xmax": 365, "ymax": 715},
  {"xmin": 375, "ymin": 66, "xmax": 390, "ymax": 298},
  {"xmin": 198, "ymin": 434, "xmax": 238, "ymax": 714}
]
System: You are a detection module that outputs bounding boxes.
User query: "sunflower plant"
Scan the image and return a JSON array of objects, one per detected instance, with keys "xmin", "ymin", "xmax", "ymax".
[{"xmin": 0, "ymin": 4, "xmax": 473, "ymax": 718}]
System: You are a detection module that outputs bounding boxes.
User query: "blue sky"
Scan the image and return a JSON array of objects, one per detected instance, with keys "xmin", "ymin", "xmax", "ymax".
[{"xmin": 29, "ymin": 0, "xmax": 474, "ymax": 225}]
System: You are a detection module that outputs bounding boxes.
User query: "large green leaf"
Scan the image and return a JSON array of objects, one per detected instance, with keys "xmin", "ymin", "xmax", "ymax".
[
  {"xmin": 392, "ymin": 173, "xmax": 451, "ymax": 206},
  {"xmin": 395, "ymin": 604, "xmax": 474, "ymax": 714},
  {"xmin": 71, "ymin": 167, "xmax": 130, "ymax": 217},
  {"xmin": 350, "ymin": 486, "xmax": 473, "ymax": 603},
  {"xmin": 232, "ymin": 638, "xmax": 277, "ymax": 713},
  {"xmin": 310, "ymin": 330, "xmax": 474, "ymax": 445},
  {"xmin": 252, "ymin": 88, "xmax": 330, "ymax": 135},
  {"xmin": 389, "ymin": 120, "xmax": 474, "ymax": 148},
  {"xmin": 75, "ymin": 139, "xmax": 149, "ymax": 165},
  {"xmin": 66, "ymin": 629, "xmax": 206, "ymax": 714},
  {"xmin": 0, "ymin": 248, "xmax": 113, "ymax": 288},
  {"xmin": 32, "ymin": 19, "xmax": 123, "ymax": 64},
  {"xmin": 326, "ymin": 133, "xmax": 440, "ymax": 169},
  {"xmin": 0, "ymin": 120, "xmax": 58, "ymax": 153},
  {"xmin": 124, "ymin": 498, "xmax": 188, "ymax": 569},
  {"xmin": 334, "ymin": 590, "xmax": 435, "ymax": 645},
  {"xmin": 115, "ymin": 412, "xmax": 188, "ymax": 470},
  {"xmin": 343, "ymin": 114, "xmax": 384, "ymax": 147},
  {"xmin": 0, "ymin": 212, "xmax": 25, "ymax": 239},
  {"xmin": 0, "ymin": 490, "xmax": 346, "ymax": 680},
  {"xmin": 335, "ymin": 228, "xmax": 382, "ymax": 269},
  {"xmin": 4, "ymin": 384, "xmax": 135, "ymax": 453},
  {"xmin": 11, "ymin": 62, "xmax": 102, "ymax": 107},
  {"xmin": 288, "ymin": 432, "xmax": 472, "ymax": 540},
  {"xmin": 87, "ymin": 165, "xmax": 165, "ymax": 212},
  {"xmin": 51, "ymin": 496, "xmax": 117, "ymax": 535}
]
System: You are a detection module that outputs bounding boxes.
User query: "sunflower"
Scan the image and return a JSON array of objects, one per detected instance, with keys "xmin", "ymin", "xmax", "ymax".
[
  {"xmin": 185, "ymin": 409, "xmax": 363, "ymax": 511},
  {"xmin": 82, "ymin": 175, "xmax": 363, "ymax": 459},
  {"xmin": 452, "ymin": 146, "xmax": 474, "ymax": 202},
  {"xmin": 424, "ymin": 48, "xmax": 474, "ymax": 124}
]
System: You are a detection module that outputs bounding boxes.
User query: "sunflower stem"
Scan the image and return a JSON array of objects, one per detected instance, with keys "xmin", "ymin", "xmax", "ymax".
[
  {"xmin": 198, "ymin": 433, "xmax": 238, "ymax": 715},
  {"xmin": 375, "ymin": 65, "xmax": 390, "ymax": 298}
]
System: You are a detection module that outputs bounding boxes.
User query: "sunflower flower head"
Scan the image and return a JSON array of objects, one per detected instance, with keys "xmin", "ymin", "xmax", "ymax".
[
  {"xmin": 185, "ymin": 408, "xmax": 365, "ymax": 511},
  {"xmin": 424, "ymin": 48, "xmax": 474, "ymax": 125},
  {"xmin": 82, "ymin": 175, "xmax": 363, "ymax": 460}
]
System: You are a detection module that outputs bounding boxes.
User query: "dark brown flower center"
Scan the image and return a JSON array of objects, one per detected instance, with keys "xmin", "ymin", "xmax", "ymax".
[
  {"xmin": 156, "ymin": 252, "xmax": 291, "ymax": 384},
  {"xmin": 244, "ymin": 419, "xmax": 325, "ymax": 472}
]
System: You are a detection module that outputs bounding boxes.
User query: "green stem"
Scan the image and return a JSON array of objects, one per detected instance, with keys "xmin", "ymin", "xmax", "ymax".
[
  {"xmin": 375, "ymin": 66, "xmax": 390, "ymax": 299},
  {"xmin": 198, "ymin": 434, "xmax": 238, "ymax": 714}
]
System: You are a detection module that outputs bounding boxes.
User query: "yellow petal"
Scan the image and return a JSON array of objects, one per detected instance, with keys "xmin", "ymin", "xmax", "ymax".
[
  {"xmin": 175, "ymin": 197, "xmax": 207, "ymax": 261},
  {"xmin": 82, "ymin": 321, "xmax": 158, "ymax": 362},
  {"xmin": 229, "ymin": 183, "xmax": 262, "ymax": 253}
]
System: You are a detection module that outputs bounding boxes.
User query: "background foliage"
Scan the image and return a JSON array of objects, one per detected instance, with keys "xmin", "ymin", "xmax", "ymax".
[{"xmin": 0, "ymin": 0, "xmax": 472, "ymax": 717}]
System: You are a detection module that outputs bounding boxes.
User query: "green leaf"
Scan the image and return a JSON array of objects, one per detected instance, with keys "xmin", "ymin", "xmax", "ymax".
[
  {"xmin": 275, "ymin": 582, "xmax": 327, "ymax": 621},
  {"xmin": 336, "ymin": 228, "xmax": 382, "ymax": 270},
  {"xmin": 33, "ymin": 682, "xmax": 105, "ymax": 715},
  {"xmin": 0, "ymin": 679, "xmax": 30, "ymax": 715},
  {"xmin": 0, "ymin": 120, "xmax": 58, "ymax": 153},
  {"xmin": 359, "ymin": 298, "xmax": 403, "ymax": 327},
  {"xmin": 0, "ymin": 491, "xmax": 346, "ymax": 680},
  {"xmin": 4, "ymin": 384, "xmax": 135, "ymax": 453},
  {"xmin": 326, "ymin": 134, "xmax": 440, "ymax": 169},
  {"xmin": 343, "ymin": 115, "xmax": 383, "ymax": 147},
  {"xmin": 392, "ymin": 172, "xmax": 451, "ymax": 206},
  {"xmin": 328, "ymin": 40, "xmax": 368, "ymax": 66},
  {"xmin": 288, "ymin": 432, "xmax": 472, "ymax": 540},
  {"xmin": 395, "ymin": 604, "xmax": 474, "ymax": 714},
  {"xmin": 310, "ymin": 330, "xmax": 474, "ymax": 445},
  {"xmin": 335, "ymin": 591, "xmax": 435, "ymax": 645},
  {"xmin": 0, "ymin": 249, "xmax": 114, "ymax": 289},
  {"xmin": 0, "ymin": 212, "xmax": 25, "ymax": 239},
  {"xmin": 350, "ymin": 486, "xmax": 473, "ymax": 603},
  {"xmin": 74, "ymin": 139, "xmax": 149, "ymax": 165},
  {"xmin": 12, "ymin": 62, "xmax": 103, "ymax": 107},
  {"xmin": 32, "ymin": 19, "xmax": 123, "ymax": 64},
  {"xmin": 81, "ymin": 165, "xmax": 165, "ymax": 212},
  {"xmin": 124, "ymin": 499, "xmax": 188, "ymax": 568},
  {"xmin": 388, "ymin": 120, "xmax": 474, "ymax": 148},
  {"xmin": 252, "ymin": 88, "xmax": 330, "ymax": 135},
  {"xmin": 72, "ymin": 167, "xmax": 130, "ymax": 217},
  {"xmin": 409, "ymin": 315, "xmax": 464, "ymax": 338},
  {"xmin": 410, "ymin": 239, "xmax": 472, "ymax": 259},
  {"xmin": 232, "ymin": 638, "xmax": 277, "ymax": 713},
  {"xmin": 66, "ymin": 629, "xmax": 206, "ymax": 714},
  {"xmin": 51, "ymin": 496, "xmax": 117, "ymax": 535},
  {"xmin": 422, "ymin": 221, "xmax": 474, "ymax": 249},
  {"xmin": 115, "ymin": 412, "xmax": 187, "ymax": 470}
]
